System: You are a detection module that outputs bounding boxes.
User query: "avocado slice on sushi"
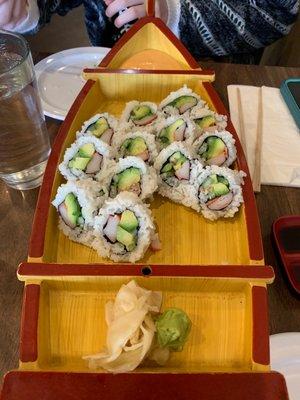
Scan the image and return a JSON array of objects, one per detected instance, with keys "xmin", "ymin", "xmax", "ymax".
[
  {"xmin": 169, "ymin": 151, "xmax": 185, "ymax": 164},
  {"xmin": 194, "ymin": 115, "xmax": 216, "ymax": 129},
  {"xmin": 159, "ymin": 119, "xmax": 186, "ymax": 145},
  {"xmin": 130, "ymin": 105, "xmax": 151, "ymax": 120},
  {"xmin": 111, "ymin": 167, "xmax": 141, "ymax": 197},
  {"xmin": 161, "ymin": 162, "xmax": 173, "ymax": 173},
  {"xmin": 68, "ymin": 157, "xmax": 91, "ymax": 171},
  {"xmin": 161, "ymin": 152, "xmax": 190, "ymax": 182},
  {"xmin": 212, "ymin": 182, "xmax": 230, "ymax": 197},
  {"xmin": 199, "ymin": 136, "xmax": 228, "ymax": 166},
  {"xmin": 86, "ymin": 117, "xmax": 109, "ymax": 137},
  {"xmin": 217, "ymin": 175, "xmax": 229, "ymax": 186},
  {"xmin": 168, "ymin": 95, "xmax": 198, "ymax": 114},
  {"xmin": 116, "ymin": 226, "xmax": 136, "ymax": 251},
  {"xmin": 121, "ymin": 137, "xmax": 148, "ymax": 159},
  {"xmin": 130, "ymin": 137, "xmax": 148, "ymax": 158},
  {"xmin": 68, "ymin": 143, "xmax": 103, "ymax": 173},
  {"xmin": 78, "ymin": 143, "xmax": 95, "ymax": 158},
  {"xmin": 129, "ymin": 105, "xmax": 157, "ymax": 126},
  {"xmin": 202, "ymin": 174, "xmax": 218, "ymax": 189},
  {"xmin": 58, "ymin": 193, "xmax": 82, "ymax": 229},
  {"xmin": 119, "ymin": 210, "xmax": 139, "ymax": 232},
  {"xmin": 169, "ymin": 151, "xmax": 187, "ymax": 170},
  {"xmin": 201, "ymin": 174, "xmax": 233, "ymax": 211}
]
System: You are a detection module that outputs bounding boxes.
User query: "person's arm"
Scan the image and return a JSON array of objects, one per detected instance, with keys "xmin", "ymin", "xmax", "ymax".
[
  {"xmin": 0, "ymin": 0, "xmax": 37, "ymax": 32},
  {"xmin": 0, "ymin": 0, "xmax": 83, "ymax": 34},
  {"xmin": 104, "ymin": 0, "xmax": 174, "ymax": 30},
  {"xmin": 175, "ymin": 0, "xmax": 299, "ymax": 58}
]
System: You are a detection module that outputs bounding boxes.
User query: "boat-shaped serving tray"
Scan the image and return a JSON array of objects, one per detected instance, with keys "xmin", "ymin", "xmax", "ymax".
[{"xmin": 29, "ymin": 65, "xmax": 263, "ymax": 266}]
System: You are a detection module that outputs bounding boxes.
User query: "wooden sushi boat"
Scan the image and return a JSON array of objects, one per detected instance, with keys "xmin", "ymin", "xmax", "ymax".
[{"xmin": 1, "ymin": 1, "xmax": 289, "ymax": 398}]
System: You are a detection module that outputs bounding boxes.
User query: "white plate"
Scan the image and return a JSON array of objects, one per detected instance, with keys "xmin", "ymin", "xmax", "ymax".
[
  {"xmin": 35, "ymin": 47, "xmax": 110, "ymax": 120},
  {"xmin": 270, "ymin": 332, "xmax": 300, "ymax": 400}
]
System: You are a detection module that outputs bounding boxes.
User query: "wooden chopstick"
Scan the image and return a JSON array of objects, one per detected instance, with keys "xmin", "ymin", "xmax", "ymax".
[
  {"xmin": 252, "ymin": 87, "xmax": 263, "ymax": 193},
  {"xmin": 236, "ymin": 88, "xmax": 247, "ymax": 157}
]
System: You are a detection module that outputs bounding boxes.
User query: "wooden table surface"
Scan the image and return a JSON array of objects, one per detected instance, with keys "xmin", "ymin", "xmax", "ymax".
[{"xmin": 0, "ymin": 56, "xmax": 300, "ymax": 380}]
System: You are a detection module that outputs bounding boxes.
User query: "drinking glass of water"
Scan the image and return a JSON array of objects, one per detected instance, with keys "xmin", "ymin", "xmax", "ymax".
[{"xmin": 0, "ymin": 30, "xmax": 50, "ymax": 190}]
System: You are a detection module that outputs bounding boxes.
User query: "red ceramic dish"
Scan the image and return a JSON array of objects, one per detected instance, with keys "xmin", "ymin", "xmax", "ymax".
[{"xmin": 273, "ymin": 215, "xmax": 300, "ymax": 295}]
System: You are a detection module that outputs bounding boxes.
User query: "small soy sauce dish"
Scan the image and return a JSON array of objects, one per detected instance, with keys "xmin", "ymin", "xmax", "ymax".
[{"xmin": 273, "ymin": 215, "xmax": 300, "ymax": 295}]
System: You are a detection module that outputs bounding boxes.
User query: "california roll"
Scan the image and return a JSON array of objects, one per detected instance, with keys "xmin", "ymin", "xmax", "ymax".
[
  {"xmin": 193, "ymin": 130, "xmax": 237, "ymax": 167},
  {"xmin": 155, "ymin": 115, "xmax": 195, "ymax": 149},
  {"xmin": 120, "ymin": 101, "xmax": 159, "ymax": 132},
  {"xmin": 52, "ymin": 180, "xmax": 105, "ymax": 245},
  {"xmin": 93, "ymin": 192, "xmax": 156, "ymax": 262},
  {"xmin": 196, "ymin": 166, "xmax": 246, "ymax": 220},
  {"xmin": 59, "ymin": 136, "xmax": 114, "ymax": 182},
  {"xmin": 76, "ymin": 113, "xmax": 118, "ymax": 145},
  {"xmin": 154, "ymin": 142, "xmax": 202, "ymax": 209},
  {"xmin": 159, "ymin": 86, "xmax": 205, "ymax": 116},
  {"xmin": 114, "ymin": 131, "xmax": 158, "ymax": 164},
  {"xmin": 190, "ymin": 107, "xmax": 227, "ymax": 137},
  {"xmin": 104, "ymin": 156, "xmax": 158, "ymax": 201}
]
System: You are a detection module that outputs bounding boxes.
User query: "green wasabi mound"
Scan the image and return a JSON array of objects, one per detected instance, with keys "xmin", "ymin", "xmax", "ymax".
[{"xmin": 155, "ymin": 308, "xmax": 191, "ymax": 351}]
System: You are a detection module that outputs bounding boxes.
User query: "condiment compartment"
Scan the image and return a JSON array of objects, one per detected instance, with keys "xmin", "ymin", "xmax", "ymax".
[
  {"xmin": 29, "ymin": 70, "xmax": 263, "ymax": 266},
  {"xmin": 18, "ymin": 263, "xmax": 274, "ymax": 373}
]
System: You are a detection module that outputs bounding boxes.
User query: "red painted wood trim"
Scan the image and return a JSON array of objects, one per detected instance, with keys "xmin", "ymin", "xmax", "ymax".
[
  {"xmin": 203, "ymin": 82, "xmax": 264, "ymax": 261},
  {"xmin": 83, "ymin": 68, "xmax": 215, "ymax": 77},
  {"xmin": 28, "ymin": 80, "xmax": 95, "ymax": 258},
  {"xmin": 1, "ymin": 371, "xmax": 289, "ymax": 400},
  {"xmin": 99, "ymin": 17, "xmax": 199, "ymax": 69},
  {"xmin": 147, "ymin": 0, "xmax": 155, "ymax": 17},
  {"xmin": 18, "ymin": 263, "xmax": 274, "ymax": 280},
  {"xmin": 252, "ymin": 286, "xmax": 270, "ymax": 365},
  {"xmin": 19, "ymin": 284, "xmax": 40, "ymax": 362}
]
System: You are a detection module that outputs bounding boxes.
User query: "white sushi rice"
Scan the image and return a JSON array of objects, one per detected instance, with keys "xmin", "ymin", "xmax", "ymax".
[
  {"xmin": 154, "ymin": 115, "xmax": 196, "ymax": 150},
  {"xmin": 52, "ymin": 180, "xmax": 106, "ymax": 245},
  {"xmin": 196, "ymin": 165, "xmax": 246, "ymax": 220},
  {"xmin": 154, "ymin": 142, "xmax": 203, "ymax": 210},
  {"xmin": 113, "ymin": 130, "xmax": 159, "ymax": 165},
  {"xmin": 101, "ymin": 156, "xmax": 158, "ymax": 201},
  {"xmin": 92, "ymin": 192, "xmax": 156, "ymax": 263},
  {"xmin": 193, "ymin": 130, "xmax": 237, "ymax": 167},
  {"xmin": 158, "ymin": 85, "xmax": 205, "ymax": 117},
  {"xmin": 119, "ymin": 101, "xmax": 161, "ymax": 133},
  {"xmin": 59, "ymin": 136, "xmax": 115, "ymax": 182},
  {"xmin": 190, "ymin": 106, "xmax": 228, "ymax": 137},
  {"xmin": 76, "ymin": 112, "xmax": 118, "ymax": 144}
]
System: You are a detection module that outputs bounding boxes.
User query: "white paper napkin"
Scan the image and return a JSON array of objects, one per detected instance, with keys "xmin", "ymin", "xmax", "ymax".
[{"xmin": 228, "ymin": 85, "xmax": 300, "ymax": 189}]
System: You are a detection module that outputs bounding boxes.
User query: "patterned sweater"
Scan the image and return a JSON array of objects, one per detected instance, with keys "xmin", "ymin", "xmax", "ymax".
[{"xmin": 34, "ymin": 0, "xmax": 299, "ymax": 59}]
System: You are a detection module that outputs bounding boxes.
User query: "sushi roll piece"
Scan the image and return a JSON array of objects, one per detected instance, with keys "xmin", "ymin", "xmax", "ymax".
[
  {"xmin": 193, "ymin": 130, "xmax": 237, "ymax": 167},
  {"xmin": 104, "ymin": 156, "xmax": 158, "ymax": 201},
  {"xmin": 113, "ymin": 131, "xmax": 158, "ymax": 164},
  {"xmin": 155, "ymin": 115, "xmax": 195, "ymax": 149},
  {"xmin": 190, "ymin": 107, "xmax": 227, "ymax": 137},
  {"xmin": 196, "ymin": 166, "xmax": 246, "ymax": 220},
  {"xmin": 159, "ymin": 85, "xmax": 205, "ymax": 116},
  {"xmin": 154, "ymin": 142, "xmax": 203, "ymax": 210},
  {"xmin": 59, "ymin": 136, "xmax": 115, "ymax": 182},
  {"xmin": 52, "ymin": 180, "xmax": 106, "ymax": 245},
  {"xmin": 76, "ymin": 113, "xmax": 118, "ymax": 146},
  {"xmin": 93, "ymin": 192, "xmax": 156, "ymax": 263},
  {"xmin": 120, "ymin": 101, "xmax": 159, "ymax": 132}
]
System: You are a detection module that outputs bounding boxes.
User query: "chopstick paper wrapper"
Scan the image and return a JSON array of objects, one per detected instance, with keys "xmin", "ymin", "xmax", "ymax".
[{"xmin": 228, "ymin": 85, "xmax": 300, "ymax": 189}]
